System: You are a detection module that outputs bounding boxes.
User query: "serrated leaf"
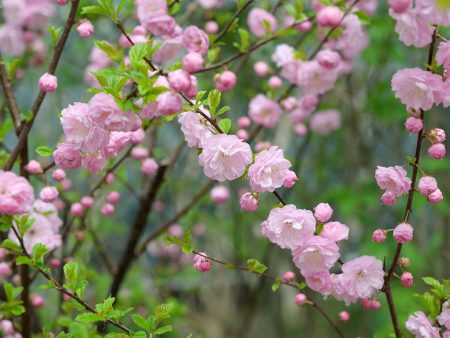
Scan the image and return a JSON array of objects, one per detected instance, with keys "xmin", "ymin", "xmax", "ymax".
[
  {"xmin": 48, "ymin": 25, "xmax": 62, "ymax": 45},
  {"xmin": 75, "ymin": 312, "xmax": 103, "ymax": 323},
  {"xmin": 132, "ymin": 314, "xmax": 150, "ymax": 331},
  {"xmin": 16, "ymin": 255, "xmax": 34, "ymax": 266},
  {"xmin": 35, "ymin": 146, "xmax": 53, "ymax": 157},
  {"xmin": 153, "ymin": 325, "xmax": 172, "ymax": 335},
  {"xmin": 208, "ymin": 90, "xmax": 221, "ymax": 117},
  {"xmin": 246, "ymin": 259, "xmax": 267, "ymax": 274},
  {"xmin": 1, "ymin": 239, "xmax": 22, "ymax": 252},
  {"xmin": 218, "ymin": 118, "xmax": 231, "ymax": 134},
  {"xmin": 272, "ymin": 278, "xmax": 281, "ymax": 292}
]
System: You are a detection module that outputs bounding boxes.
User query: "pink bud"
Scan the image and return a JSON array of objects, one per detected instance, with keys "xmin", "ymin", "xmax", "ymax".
[
  {"xmin": 183, "ymin": 52, "xmax": 204, "ymax": 73},
  {"xmin": 210, "ymin": 185, "xmax": 230, "ymax": 204},
  {"xmin": 101, "ymin": 203, "xmax": 115, "ymax": 216},
  {"xmin": 380, "ymin": 191, "xmax": 397, "ymax": 206},
  {"xmin": 393, "ymin": 222, "xmax": 413, "ymax": 243},
  {"xmin": 294, "ymin": 293, "xmax": 307, "ymax": 306},
  {"xmin": 405, "ymin": 117, "xmax": 423, "ymax": 133},
  {"xmin": 80, "ymin": 196, "xmax": 94, "ymax": 208},
  {"xmin": 388, "ymin": 0, "xmax": 412, "ymax": 13},
  {"xmin": 168, "ymin": 69, "xmax": 192, "ymax": 93},
  {"xmin": 268, "ymin": 76, "xmax": 282, "ymax": 89},
  {"xmin": 237, "ymin": 116, "xmax": 251, "ymax": 129},
  {"xmin": 214, "ymin": 71, "xmax": 237, "ymax": 92},
  {"xmin": 317, "ymin": 6, "xmax": 343, "ymax": 28},
  {"xmin": 339, "ymin": 311, "xmax": 350, "ymax": 321},
  {"xmin": 417, "ymin": 176, "xmax": 438, "ymax": 195},
  {"xmin": 39, "ymin": 186, "xmax": 59, "ymax": 202},
  {"xmin": 38, "ymin": 73, "xmax": 58, "ymax": 93},
  {"xmin": 193, "ymin": 252, "xmax": 212, "ymax": 272},
  {"xmin": 106, "ymin": 173, "xmax": 115, "ymax": 184},
  {"xmin": 31, "ymin": 295, "xmax": 45, "ymax": 308},
  {"xmin": 254, "ymin": 61, "xmax": 269, "ymax": 77},
  {"xmin": 130, "ymin": 129, "xmax": 146, "ymax": 144},
  {"xmin": 360, "ymin": 298, "xmax": 371, "ymax": 309},
  {"xmin": 236, "ymin": 129, "xmax": 248, "ymax": 140},
  {"xmin": 50, "ymin": 258, "xmax": 61, "ymax": 269},
  {"xmin": 429, "ymin": 128, "xmax": 446, "ymax": 143},
  {"xmin": 428, "ymin": 143, "xmax": 446, "ymax": 159},
  {"xmin": 205, "ymin": 21, "xmax": 219, "ymax": 34},
  {"xmin": 62, "ymin": 178, "xmax": 72, "ymax": 190},
  {"xmin": 282, "ymin": 271, "xmax": 295, "ymax": 282},
  {"xmin": 400, "ymin": 272, "xmax": 413, "ymax": 288},
  {"xmin": 70, "ymin": 203, "xmax": 84, "ymax": 217},
  {"xmin": 131, "ymin": 147, "xmax": 149, "ymax": 160},
  {"xmin": 26, "ymin": 160, "xmax": 43, "ymax": 175},
  {"xmin": 293, "ymin": 123, "xmax": 308, "ymax": 136},
  {"xmin": 314, "ymin": 202, "xmax": 333, "ymax": 223},
  {"xmin": 52, "ymin": 169, "xmax": 66, "ymax": 181},
  {"xmin": 156, "ymin": 92, "xmax": 183, "ymax": 115},
  {"xmin": 398, "ymin": 257, "xmax": 410, "ymax": 267},
  {"xmin": 141, "ymin": 158, "xmax": 159, "ymax": 174},
  {"xmin": 282, "ymin": 170, "xmax": 298, "ymax": 188},
  {"xmin": 0, "ymin": 263, "xmax": 12, "ymax": 277},
  {"xmin": 63, "ymin": 294, "xmax": 71, "ymax": 301},
  {"xmin": 133, "ymin": 25, "xmax": 146, "ymax": 35},
  {"xmin": 57, "ymin": 0, "xmax": 68, "ymax": 4},
  {"xmin": 0, "ymin": 320, "xmax": 14, "ymax": 335},
  {"xmin": 240, "ymin": 192, "xmax": 258, "ymax": 211},
  {"xmin": 106, "ymin": 191, "xmax": 121, "ymax": 204},
  {"xmin": 370, "ymin": 299, "xmax": 381, "ymax": 309},
  {"xmin": 316, "ymin": 49, "xmax": 341, "ymax": 70},
  {"xmin": 296, "ymin": 20, "xmax": 312, "ymax": 32},
  {"xmin": 77, "ymin": 20, "xmax": 94, "ymax": 38},
  {"xmin": 427, "ymin": 188, "xmax": 443, "ymax": 203},
  {"xmin": 372, "ymin": 229, "xmax": 386, "ymax": 243}
]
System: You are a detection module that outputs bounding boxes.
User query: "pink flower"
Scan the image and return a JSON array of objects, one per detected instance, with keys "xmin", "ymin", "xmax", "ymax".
[
  {"xmin": 428, "ymin": 188, "xmax": 443, "ymax": 203},
  {"xmin": 39, "ymin": 186, "xmax": 58, "ymax": 202},
  {"xmin": 254, "ymin": 61, "xmax": 269, "ymax": 76},
  {"xmin": 417, "ymin": 176, "xmax": 438, "ymax": 195},
  {"xmin": 428, "ymin": 143, "xmax": 446, "ymax": 159},
  {"xmin": 393, "ymin": 222, "xmax": 413, "ymax": 243},
  {"xmin": 271, "ymin": 44, "xmax": 294, "ymax": 68},
  {"xmin": 313, "ymin": 203, "xmax": 333, "ymax": 223},
  {"xmin": 143, "ymin": 12, "xmax": 176, "ymax": 37},
  {"xmin": 38, "ymin": 73, "xmax": 57, "ymax": 92},
  {"xmin": 71, "ymin": 202, "xmax": 84, "ymax": 217},
  {"xmin": 332, "ymin": 14, "xmax": 368, "ymax": 59},
  {"xmin": 53, "ymin": 143, "xmax": 83, "ymax": 170},
  {"xmin": 261, "ymin": 204, "xmax": 316, "ymax": 250},
  {"xmin": 316, "ymin": 49, "xmax": 341, "ymax": 70},
  {"xmin": 268, "ymin": 76, "xmax": 282, "ymax": 89},
  {"xmin": 214, "ymin": 71, "xmax": 237, "ymax": 92},
  {"xmin": 83, "ymin": 153, "xmax": 106, "ymax": 173},
  {"xmin": 339, "ymin": 256, "xmax": 384, "ymax": 300},
  {"xmin": 141, "ymin": 158, "xmax": 159, "ymax": 174},
  {"xmin": 310, "ymin": 110, "xmax": 341, "ymax": 135},
  {"xmin": 210, "ymin": 185, "xmax": 229, "ymax": 204},
  {"xmin": 375, "ymin": 165, "xmax": 411, "ymax": 196},
  {"xmin": 178, "ymin": 111, "xmax": 213, "ymax": 148},
  {"xmin": 248, "ymin": 146, "xmax": 292, "ymax": 192},
  {"xmin": 156, "ymin": 92, "xmax": 182, "ymax": 115},
  {"xmin": 292, "ymin": 236, "xmax": 340, "ymax": 274},
  {"xmin": 282, "ymin": 170, "xmax": 298, "ymax": 188},
  {"xmin": 77, "ymin": 20, "xmax": 94, "ymax": 38},
  {"xmin": 438, "ymin": 301, "xmax": 450, "ymax": 330},
  {"xmin": 0, "ymin": 26, "xmax": 25, "ymax": 57},
  {"xmin": 168, "ymin": 69, "xmax": 191, "ymax": 92},
  {"xmin": 183, "ymin": 52, "xmax": 204, "ymax": 73},
  {"xmin": 182, "ymin": 26, "xmax": 209, "ymax": 55},
  {"xmin": 205, "ymin": 21, "xmax": 219, "ymax": 34},
  {"xmin": 388, "ymin": 0, "xmax": 412, "ymax": 13},
  {"xmin": 80, "ymin": 196, "xmax": 94, "ymax": 208},
  {"xmin": 437, "ymin": 41, "xmax": 450, "ymax": 70},
  {"xmin": 152, "ymin": 36, "xmax": 184, "ymax": 64},
  {"xmin": 391, "ymin": 68, "xmax": 443, "ymax": 111},
  {"xmin": 237, "ymin": 116, "xmax": 251, "ymax": 129},
  {"xmin": 405, "ymin": 116, "xmax": 423, "ymax": 133},
  {"xmin": 101, "ymin": 203, "xmax": 115, "ymax": 216},
  {"xmin": 26, "ymin": 160, "xmax": 43, "ymax": 175},
  {"xmin": 286, "ymin": 61, "xmax": 338, "ymax": 95},
  {"xmin": 400, "ymin": 272, "xmax": 413, "ymax": 288},
  {"xmin": 406, "ymin": 311, "xmax": 441, "ymax": 338},
  {"xmin": 429, "ymin": 128, "xmax": 446, "ymax": 143},
  {"xmin": 52, "ymin": 169, "xmax": 66, "ymax": 181},
  {"xmin": 381, "ymin": 191, "xmax": 398, "ymax": 206},
  {"xmin": 416, "ymin": 0, "xmax": 450, "ymax": 26},
  {"xmin": 340, "ymin": 311, "xmax": 350, "ymax": 321},
  {"xmin": 198, "ymin": 0, "xmax": 224, "ymax": 9},
  {"xmin": 198, "ymin": 134, "xmax": 252, "ymax": 182},
  {"xmin": 247, "ymin": 8, "xmax": 277, "ymax": 37},
  {"xmin": 372, "ymin": 229, "xmax": 386, "ymax": 243},
  {"xmin": 0, "ymin": 171, "xmax": 34, "ymax": 215},
  {"xmin": 282, "ymin": 271, "xmax": 295, "ymax": 282},
  {"xmin": 294, "ymin": 293, "xmax": 307, "ymax": 305},
  {"xmin": 304, "ymin": 270, "xmax": 333, "ymax": 295},
  {"xmin": 88, "ymin": 93, "xmax": 135, "ymax": 132},
  {"xmin": 60, "ymin": 102, "xmax": 109, "ymax": 152},
  {"xmin": 193, "ymin": 252, "xmax": 212, "ymax": 272},
  {"xmin": 0, "ymin": 263, "xmax": 12, "ymax": 277},
  {"xmin": 239, "ymin": 192, "xmax": 258, "ymax": 211},
  {"xmin": 317, "ymin": 6, "xmax": 343, "ymax": 27},
  {"xmin": 390, "ymin": 9, "xmax": 434, "ymax": 48},
  {"xmin": 320, "ymin": 221, "xmax": 349, "ymax": 242},
  {"xmin": 248, "ymin": 94, "xmax": 282, "ymax": 128}
]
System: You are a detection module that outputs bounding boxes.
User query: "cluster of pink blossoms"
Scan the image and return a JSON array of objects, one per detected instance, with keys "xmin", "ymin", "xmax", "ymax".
[
  {"xmin": 53, "ymin": 94, "xmax": 144, "ymax": 172},
  {"xmin": 406, "ymin": 304, "xmax": 450, "ymax": 338},
  {"xmin": 0, "ymin": 0, "xmax": 55, "ymax": 60}
]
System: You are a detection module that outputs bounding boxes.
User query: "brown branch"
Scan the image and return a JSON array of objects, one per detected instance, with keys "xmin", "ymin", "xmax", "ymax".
[{"xmin": 0, "ymin": 54, "xmax": 22, "ymax": 133}]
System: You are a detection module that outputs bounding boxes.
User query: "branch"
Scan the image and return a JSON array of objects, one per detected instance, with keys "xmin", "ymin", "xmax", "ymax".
[{"xmin": 0, "ymin": 54, "xmax": 22, "ymax": 133}]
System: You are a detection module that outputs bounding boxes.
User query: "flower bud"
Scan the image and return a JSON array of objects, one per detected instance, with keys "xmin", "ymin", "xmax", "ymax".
[
  {"xmin": 427, "ymin": 188, "xmax": 443, "ymax": 203},
  {"xmin": 239, "ymin": 192, "xmax": 258, "ymax": 212},
  {"xmin": 294, "ymin": 293, "xmax": 307, "ymax": 306},
  {"xmin": 70, "ymin": 202, "xmax": 84, "ymax": 217},
  {"xmin": 282, "ymin": 271, "xmax": 295, "ymax": 282},
  {"xmin": 237, "ymin": 116, "xmax": 251, "ymax": 129},
  {"xmin": 372, "ymin": 229, "xmax": 386, "ymax": 243},
  {"xmin": 141, "ymin": 158, "xmax": 159, "ymax": 174},
  {"xmin": 317, "ymin": 6, "xmax": 343, "ymax": 28},
  {"xmin": 26, "ymin": 160, "xmax": 43, "ymax": 175},
  {"xmin": 283, "ymin": 171, "xmax": 298, "ymax": 188},
  {"xmin": 393, "ymin": 222, "xmax": 413, "ymax": 243},
  {"xmin": 314, "ymin": 203, "xmax": 333, "ymax": 223},
  {"xmin": 400, "ymin": 272, "xmax": 413, "ymax": 288},
  {"xmin": 39, "ymin": 186, "xmax": 59, "ymax": 202},
  {"xmin": 428, "ymin": 143, "xmax": 446, "ymax": 159},
  {"xmin": 210, "ymin": 185, "xmax": 229, "ymax": 204},
  {"xmin": 131, "ymin": 147, "xmax": 149, "ymax": 160},
  {"xmin": 31, "ymin": 295, "xmax": 45, "ymax": 308},
  {"xmin": 52, "ymin": 169, "xmax": 66, "ymax": 181},
  {"xmin": 101, "ymin": 203, "xmax": 115, "ymax": 216},
  {"xmin": 405, "ymin": 116, "xmax": 423, "ymax": 133},
  {"xmin": 380, "ymin": 191, "xmax": 397, "ymax": 206},
  {"xmin": 39, "ymin": 73, "xmax": 58, "ymax": 93},
  {"xmin": 428, "ymin": 128, "xmax": 446, "ymax": 143},
  {"xmin": 254, "ymin": 61, "xmax": 269, "ymax": 77},
  {"xmin": 183, "ymin": 52, "xmax": 204, "ymax": 73},
  {"xmin": 80, "ymin": 196, "xmax": 94, "ymax": 208},
  {"xmin": 339, "ymin": 311, "xmax": 350, "ymax": 321},
  {"xmin": 268, "ymin": 76, "xmax": 282, "ymax": 89},
  {"xmin": 77, "ymin": 20, "xmax": 94, "ymax": 38},
  {"xmin": 214, "ymin": 70, "xmax": 237, "ymax": 92},
  {"xmin": 205, "ymin": 21, "xmax": 219, "ymax": 34},
  {"xmin": 106, "ymin": 191, "xmax": 121, "ymax": 204}
]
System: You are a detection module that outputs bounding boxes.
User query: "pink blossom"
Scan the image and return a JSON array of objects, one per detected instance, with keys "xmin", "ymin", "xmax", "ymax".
[
  {"xmin": 80, "ymin": 196, "xmax": 94, "ymax": 208},
  {"xmin": 38, "ymin": 73, "xmax": 57, "ymax": 92},
  {"xmin": 391, "ymin": 68, "xmax": 443, "ymax": 111},
  {"xmin": 393, "ymin": 222, "xmax": 413, "ymax": 243},
  {"xmin": 417, "ymin": 176, "xmax": 438, "ymax": 195},
  {"xmin": 77, "ymin": 20, "xmax": 94, "ymax": 38},
  {"xmin": 316, "ymin": 49, "xmax": 341, "ymax": 70},
  {"xmin": 83, "ymin": 154, "xmax": 106, "ymax": 173},
  {"xmin": 101, "ymin": 203, "xmax": 115, "ymax": 216},
  {"xmin": 428, "ymin": 143, "xmax": 446, "ymax": 159},
  {"xmin": 247, "ymin": 8, "xmax": 277, "ymax": 38},
  {"xmin": 210, "ymin": 185, "xmax": 230, "ymax": 204},
  {"xmin": 332, "ymin": 14, "xmax": 368, "ymax": 59},
  {"xmin": 428, "ymin": 188, "xmax": 443, "ymax": 203},
  {"xmin": 39, "ymin": 186, "xmax": 58, "ymax": 202},
  {"xmin": 168, "ymin": 69, "xmax": 191, "ymax": 92},
  {"xmin": 198, "ymin": 134, "xmax": 252, "ymax": 181},
  {"xmin": 294, "ymin": 293, "xmax": 307, "ymax": 305},
  {"xmin": 197, "ymin": 0, "xmax": 224, "ymax": 9},
  {"xmin": 237, "ymin": 116, "xmax": 251, "ymax": 129},
  {"xmin": 0, "ymin": 263, "xmax": 12, "ymax": 277},
  {"xmin": 31, "ymin": 295, "xmax": 45, "ymax": 308},
  {"xmin": 152, "ymin": 36, "xmax": 184, "ymax": 63},
  {"xmin": 261, "ymin": 205, "xmax": 316, "ymax": 250},
  {"xmin": 310, "ymin": 110, "xmax": 341, "ymax": 135},
  {"xmin": 313, "ymin": 203, "xmax": 333, "ymax": 223},
  {"xmin": 71, "ymin": 203, "xmax": 84, "ymax": 217},
  {"xmin": 304, "ymin": 270, "xmax": 333, "ymax": 295},
  {"xmin": 183, "ymin": 52, "xmax": 204, "ymax": 73},
  {"xmin": 406, "ymin": 311, "xmax": 441, "ymax": 338},
  {"xmin": 429, "ymin": 128, "xmax": 446, "ymax": 143},
  {"xmin": 178, "ymin": 111, "xmax": 212, "ymax": 148},
  {"xmin": 271, "ymin": 44, "xmax": 294, "ymax": 68},
  {"xmin": 292, "ymin": 236, "xmax": 340, "ymax": 274},
  {"xmin": 340, "ymin": 311, "xmax": 350, "ymax": 321},
  {"xmin": 26, "ymin": 160, "xmax": 43, "ymax": 175},
  {"xmin": 286, "ymin": 61, "xmax": 338, "ymax": 95},
  {"xmin": 390, "ymin": 9, "xmax": 434, "ymax": 48},
  {"xmin": 106, "ymin": 191, "xmax": 121, "ymax": 204},
  {"xmin": 131, "ymin": 147, "xmax": 149, "ymax": 160},
  {"xmin": 282, "ymin": 170, "xmax": 298, "ymax": 188},
  {"xmin": 375, "ymin": 165, "xmax": 411, "ymax": 196},
  {"xmin": 320, "ymin": 222, "xmax": 349, "ymax": 242},
  {"xmin": 282, "ymin": 271, "xmax": 295, "ymax": 282},
  {"xmin": 141, "ymin": 158, "xmax": 159, "ymax": 174},
  {"xmin": 0, "ymin": 171, "xmax": 34, "ymax": 215},
  {"xmin": 53, "ymin": 143, "xmax": 83, "ymax": 170},
  {"xmin": 388, "ymin": 0, "xmax": 412, "ymax": 13},
  {"xmin": 88, "ymin": 93, "xmax": 135, "ymax": 132},
  {"xmin": 205, "ymin": 21, "xmax": 219, "ymax": 34},
  {"xmin": 416, "ymin": 0, "xmax": 450, "ymax": 26},
  {"xmin": 182, "ymin": 26, "xmax": 209, "ymax": 55},
  {"xmin": 317, "ymin": 6, "xmax": 343, "ymax": 28},
  {"xmin": 193, "ymin": 252, "xmax": 212, "ymax": 272},
  {"xmin": 52, "ymin": 169, "xmax": 66, "ymax": 181},
  {"xmin": 156, "ymin": 92, "xmax": 182, "ymax": 115},
  {"xmin": 239, "ymin": 192, "xmax": 258, "ymax": 212},
  {"xmin": 0, "ymin": 26, "xmax": 25, "ymax": 56},
  {"xmin": 143, "ymin": 12, "xmax": 175, "ymax": 37},
  {"xmin": 254, "ymin": 61, "xmax": 269, "ymax": 77},
  {"xmin": 437, "ymin": 41, "xmax": 450, "ymax": 70},
  {"xmin": 214, "ymin": 71, "xmax": 237, "ymax": 92},
  {"xmin": 248, "ymin": 94, "xmax": 282, "ymax": 128},
  {"xmin": 438, "ymin": 301, "xmax": 450, "ymax": 330},
  {"xmin": 372, "ymin": 229, "xmax": 386, "ymax": 243},
  {"xmin": 248, "ymin": 146, "xmax": 292, "ymax": 192},
  {"xmin": 405, "ymin": 116, "xmax": 423, "ymax": 133},
  {"xmin": 268, "ymin": 76, "xmax": 282, "ymax": 89},
  {"xmin": 381, "ymin": 191, "xmax": 398, "ymax": 206},
  {"xmin": 130, "ymin": 128, "xmax": 145, "ymax": 144},
  {"xmin": 400, "ymin": 272, "xmax": 414, "ymax": 288}
]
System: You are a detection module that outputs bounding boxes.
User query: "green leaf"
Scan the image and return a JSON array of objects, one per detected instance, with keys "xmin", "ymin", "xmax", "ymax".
[
  {"xmin": 31, "ymin": 243, "xmax": 48, "ymax": 263},
  {"xmin": 216, "ymin": 106, "xmax": 230, "ymax": 117},
  {"xmin": 16, "ymin": 255, "xmax": 34, "ymax": 266},
  {"xmin": 35, "ymin": 146, "xmax": 53, "ymax": 157},
  {"xmin": 195, "ymin": 91, "xmax": 207, "ymax": 106},
  {"xmin": 1, "ymin": 239, "xmax": 21, "ymax": 252},
  {"xmin": 81, "ymin": 5, "xmax": 109, "ymax": 17},
  {"xmin": 207, "ymin": 90, "xmax": 221, "ymax": 117},
  {"xmin": 132, "ymin": 314, "xmax": 151, "ymax": 331},
  {"xmin": 75, "ymin": 312, "xmax": 103, "ymax": 323},
  {"xmin": 237, "ymin": 28, "xmax": 249, "ymax": 52},
  {"xmin": 218, "ymin": 118, "xmax": 231, "ymax": 134},
  {"xmin": 64, "ymin": 262, "xmax": 79, "ymax": 289},
  {"xmin": 272, "ymin": 278, "xmax": 281, "ymax": 292},
  {"xmin": 246, "ymin": 259, "xmax": 267, "ymax": 274},
  {"xmin": 153, "ymin": 325, "xmax": 172, "ymax": 335},
  {"xmin": 48, "ymin": 25, "xmax": 62, "ymax": 45}
]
